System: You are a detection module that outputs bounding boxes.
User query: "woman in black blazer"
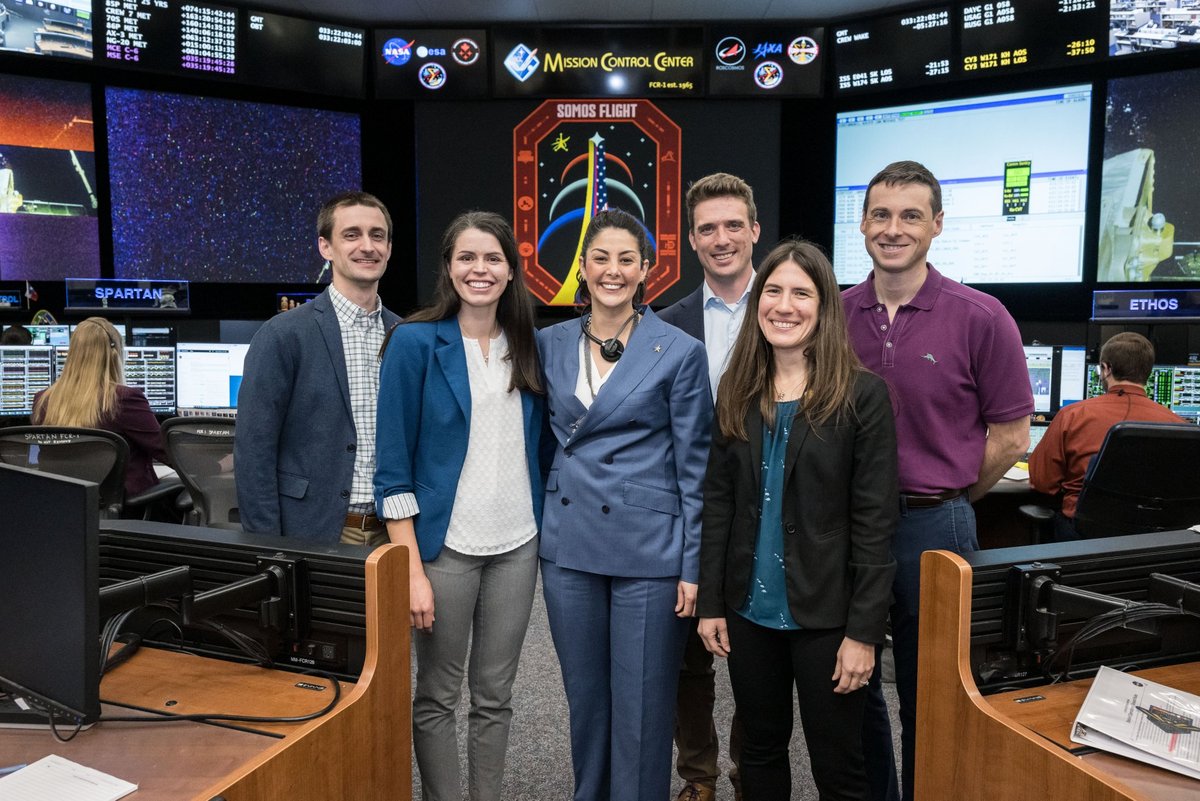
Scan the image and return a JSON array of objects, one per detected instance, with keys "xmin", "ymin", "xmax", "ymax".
[{"xmin": 696, "ymin": 240, "xmax": 898, "ymax": 801}]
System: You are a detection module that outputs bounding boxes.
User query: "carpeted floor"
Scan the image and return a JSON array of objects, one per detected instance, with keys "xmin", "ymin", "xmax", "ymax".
[{"xmin": 410, "ymin": 575, "xmax": 903, "ymax": 800}]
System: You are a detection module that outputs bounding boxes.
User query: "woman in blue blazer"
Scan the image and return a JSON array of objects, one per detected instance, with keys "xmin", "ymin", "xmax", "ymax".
[
  {"xmin": 537, "ymin": 209, "xmax": 713, "ymax": 801},
  {"xmin": 697, "ymin": 240, "xmax": 898, "ymax": 801},
  {"xmin": 374, "ymin": 211, "xmax": 545, "ymax": 801}
]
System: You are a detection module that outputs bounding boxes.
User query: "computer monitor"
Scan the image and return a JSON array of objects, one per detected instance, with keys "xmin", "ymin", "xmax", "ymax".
[
  {"xmin": 25, "ymin": 324, "xmax": 71, "ymax": 347},
  {"xmin": 1026, "ymin": 420, "xmax": 1049, "ymax": 460},
  {"xmin": 1024, "ymin": 345, "xmax": 1054, "ymax": 414},
  {"xmin": 834, "ymin": 83, "xmax": 1092, "ymax": 285},
  {"xmin": 53, "ymin": 346, "xmax": 177, "ymax": 414},
  {"xmin": 131, "ymin": 325, "xmax": 175, "ymax": 346},
  {"xmin": 0, "ymin": 345, "xmax": 55, "ymax": 416},
  {"xmin": 69, "ymin": 322, "xmax": 127, "ymax": 339},
  {"xmin": 0, "ymin": 464, "xmax": 100, "ymax": 725},
  {"xmin": 175, "ymin": 343, "xmax": 250, "ymax": 411},
  {"xmin": 1085, "ymin": 362, "xmax": 1200, "ymax": 425},
  {"xmin": 1056, "ymin": 345, "xmax": 1088, "ymax": 409}
]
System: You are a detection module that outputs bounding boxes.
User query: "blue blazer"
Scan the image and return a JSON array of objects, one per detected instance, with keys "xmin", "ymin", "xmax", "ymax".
[
  {"xmin": 374, "ymin": 317, "xmax": 545, "ymax": 562},
  {"xmin": 656, "ymin": 284, "xmax": 705, "ymax": 342},
  {"xmin": 537, "ymin": 308, "xmax": 712, "ymax": 583},
  {"xmin": 235, "ymin": 288, "xmax": 400, "ymax": 542}
]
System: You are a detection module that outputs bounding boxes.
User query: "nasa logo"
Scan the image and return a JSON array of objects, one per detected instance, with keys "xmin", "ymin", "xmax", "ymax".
[
  {"xmin": 715, "ymin": 36, "xmax": 746, "ymax": 67},
  {"xmin": 452, "ymin": 37, "xmax": 480, "ymax": 65},
  {"xmin": 505, "ymin": 43, "xmax": 541, "ymax": 82},
  {"xmin": 419, "ymin": 63, "xmax": 447, "ymax": 90},
  {"xmin": 754, "ymin": 61, "xmax": 784, "ymax": 89},
  {"xmin": 382, "ymin": 37, "xmax": 414, "ymax": 67}
]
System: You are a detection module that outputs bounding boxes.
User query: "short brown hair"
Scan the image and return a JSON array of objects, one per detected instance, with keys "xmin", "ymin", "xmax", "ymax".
[
  {"xmin": 317, "ymin": 191, "xmax": 393, "ymax": 242},
  {"xmin": 686, "ymin": 173, "xmax": 757, "ymax": 231},
  {"xmin": 1100, "ymin": 332, "xmax": 1156, "ymax": 384},
  {"xmin": 862, "ymin": 161, "xmax": 942, "ymax": 217}
]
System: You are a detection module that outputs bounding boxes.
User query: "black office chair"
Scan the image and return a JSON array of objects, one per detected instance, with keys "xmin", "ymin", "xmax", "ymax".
[
  {"xmin": 1073, "ymin": 421, "xmax": 1200, "ymax": 538},
  {"xmin": 161, "ymin": 416, "xmax": 240, "ymax": 528},
  {"xmin": 0, "ymin": 426, "xmax": 128, "ymax": 517}
]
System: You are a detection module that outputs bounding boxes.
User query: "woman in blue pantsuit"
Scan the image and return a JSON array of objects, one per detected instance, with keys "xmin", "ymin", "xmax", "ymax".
[
  {"xmin": 537, "ymin": 208, "xmax": 713, "ymax": 801},
  {"xmin": 374, "ymin": 211, "xmax": 544, "ymax": 801}
]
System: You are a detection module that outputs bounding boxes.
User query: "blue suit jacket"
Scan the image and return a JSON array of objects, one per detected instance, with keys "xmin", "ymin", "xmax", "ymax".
[
  {"xmin": 234, "ymin": 288, "xmax": 400, "ymax": 542},
  {"xmin": 656, "ymin": 284, "xmax": 705, "ymax": 342},
  {"xmin": 537, "ymin": 308, "xmax": 712, "ymax": 583},
  {"xmin": 374, "ymin": 317, "xmax": 545, "ymax": 562}
]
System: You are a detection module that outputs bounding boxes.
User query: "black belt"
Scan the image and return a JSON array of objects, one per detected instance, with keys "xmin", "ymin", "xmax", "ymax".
[
  {"xmin": 344, "ymin": 511, "xmax": 382, "ymax": 529},
  {"xmin": 901, "ymin": 488, "xmax": 965, "ymax": 508}
]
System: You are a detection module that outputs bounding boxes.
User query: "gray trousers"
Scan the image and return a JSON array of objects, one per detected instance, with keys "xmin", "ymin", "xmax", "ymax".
[{"xmin": 413, "ymin": 537, "xmax": 539, "ymax": 801}]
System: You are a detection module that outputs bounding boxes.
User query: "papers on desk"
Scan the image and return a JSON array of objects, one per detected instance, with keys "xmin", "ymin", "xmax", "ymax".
[
  {"xmin": 1003, "ymin": 462, "xmax": 1029, "ymax": 481},
  {"xmin": 0, "ymin": 755, "xmax": 137, "ymax": 800},
  {"xmin": 1072, "ymin": 666, "xmax": 1200, "ymax": 781}
]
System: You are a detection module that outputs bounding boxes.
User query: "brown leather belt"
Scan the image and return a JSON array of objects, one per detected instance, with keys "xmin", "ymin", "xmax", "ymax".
[
  {"xmin": 344, "ymin": 511, "xmax": 382, "ymax": 529},
  {"xmin": 901, "ymin": 488, "xmax": 966, "ymax": 508}
]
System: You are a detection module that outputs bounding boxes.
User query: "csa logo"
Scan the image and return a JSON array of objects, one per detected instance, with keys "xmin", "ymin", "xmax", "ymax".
[
  {"xmin": 715, "ymin": 36, "xmax": 746, "ymax": 67},
  {"xmin": 754, "ymin": 61, "xmax": 783, "ymax": 89},
  {"xmin": 505, "ymin": 43, "xmax": 540, "ymax": 82},
  {"xmin": 419, "ymin": 63, "xmax": 447, "ymax": 90},
  {"xmin": 452, "ymin": 37, "xmax": 480, "ymax": 65},
  {"xmin": 382, "ymin": 37, "xmax": 414, "ymax": 67}
]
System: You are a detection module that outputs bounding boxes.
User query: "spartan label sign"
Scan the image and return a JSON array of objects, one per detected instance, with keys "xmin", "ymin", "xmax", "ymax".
[{"xmin": 513, "ymin": 99, "xmax": 682, "ymax": 305}]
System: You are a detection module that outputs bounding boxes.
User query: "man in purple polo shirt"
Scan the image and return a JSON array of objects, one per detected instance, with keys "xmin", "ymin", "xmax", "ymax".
[{"xmin": 843, "ymin": 161, "xmax": 1032, "ymax": 801}]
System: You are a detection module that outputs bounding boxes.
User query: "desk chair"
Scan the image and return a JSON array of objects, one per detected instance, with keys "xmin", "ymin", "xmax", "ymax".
[
  {"xmin": 0, "ymin": 426, "xmax": 128, "ymax": 517},
  {"xmin": 161, "ymin": 416, "xmax": 240, "ymax": 528},
  {"xmin": 1074, "ymin": 420, "xmax": 1200, "ymax": 538}
]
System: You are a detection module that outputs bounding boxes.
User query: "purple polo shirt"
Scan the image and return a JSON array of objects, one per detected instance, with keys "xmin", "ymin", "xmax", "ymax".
[{"xmin": 843, "ymin": 265, "xmax": 1032, "ymax": 495}]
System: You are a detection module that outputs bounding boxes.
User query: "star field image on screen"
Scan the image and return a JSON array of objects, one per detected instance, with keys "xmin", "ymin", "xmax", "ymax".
[
  {"xmin": 106, "ymin": 88, "xmax": 361, "ymax": 283},
  {"xmin": 0, "ymin": 74, "xmax": 100, "ymax": 281}
]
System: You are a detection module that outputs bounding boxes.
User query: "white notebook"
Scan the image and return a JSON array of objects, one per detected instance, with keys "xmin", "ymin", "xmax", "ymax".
[{"xmin": 0, "ymin": 755, "xmax": 137, "ymax": 801}]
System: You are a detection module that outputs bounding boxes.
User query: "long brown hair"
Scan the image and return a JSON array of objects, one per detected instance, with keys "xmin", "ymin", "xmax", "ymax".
[
  {"xmin": 33, "ymin": 316, "xmax": 125, "ymax": 428},
  {"xmin": 401, "ymin": 210, "xmax": 543, "ymax": 394},
  {"xmin": 716, "ymin": 239, "xmax": 862, "ymax": 439}
]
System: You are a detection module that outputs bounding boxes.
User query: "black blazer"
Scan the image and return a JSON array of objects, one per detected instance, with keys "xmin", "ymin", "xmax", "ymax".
[
  {"xmin": 656, "ymin": 285, "xmax": 705, "ymax": 342},
  {"xmin": 697, "ymin": 370, "xmax": 899, "ymax": 644}
]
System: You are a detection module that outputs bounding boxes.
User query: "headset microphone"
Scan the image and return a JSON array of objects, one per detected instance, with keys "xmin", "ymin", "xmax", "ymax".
[{"xmin": 581, "ymin": 310, "xmax": 639, "ymax": 363}]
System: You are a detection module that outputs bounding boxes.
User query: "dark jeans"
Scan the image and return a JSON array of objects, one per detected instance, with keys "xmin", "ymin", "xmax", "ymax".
[
  {"xmin": 726, "ymin": 612, "xmax": 868, "ymax": 801},
  {"xmin": 861, "ymin": 645, "xmax": 899, "ymax": 801},
  {"xmin": 866, "ymin": 495, "xmax": 976, "ymax": 801}
]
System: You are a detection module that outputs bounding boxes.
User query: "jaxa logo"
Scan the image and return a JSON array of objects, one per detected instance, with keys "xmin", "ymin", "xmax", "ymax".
[
  {"xmin": 505, "ymin": 43, "xmax": 540, "ymax": 82},
  {"xmin": 753, "ymin": 42, "xmax": 783, "ymax": 59}
]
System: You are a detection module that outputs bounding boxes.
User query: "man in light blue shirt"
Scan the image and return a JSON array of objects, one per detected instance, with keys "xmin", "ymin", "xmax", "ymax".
[{"xmin": 658, "ymin": 172, "xmax": 759, "ymax": 801}]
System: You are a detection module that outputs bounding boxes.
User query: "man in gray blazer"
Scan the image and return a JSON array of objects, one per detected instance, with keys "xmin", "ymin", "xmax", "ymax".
[
  {"xmin": 658, "ymin": 173, "xmax": 759, "ymax": 801},
  {"xmin": 235, "ymin": 191, "xmax": 400, "ymax": 545}
]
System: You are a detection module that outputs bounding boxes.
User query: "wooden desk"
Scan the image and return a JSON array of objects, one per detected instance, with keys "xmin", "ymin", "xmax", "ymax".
[
  {"xmin": 0, "ymin": 543, "xmax": 411, "ymax": 800},
  {"xmin": 916, "ymin": 549, "xmax": 1200, "ymax": 801}
]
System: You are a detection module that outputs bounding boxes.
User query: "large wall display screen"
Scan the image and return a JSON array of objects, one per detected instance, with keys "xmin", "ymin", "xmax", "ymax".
[
  {"xmin": 492, "ymin": 27, "xmax": 704, "ymax": 98},
  {"xmin": 833, "ymin": 7, "xmax": 954, "ymax": 94},
  {"xmin": 1111, "ymin": 1, "xmax": 1200, "ymax": 56},
  {"xmin": 0, "ymin": 0, "xmax": 92, "ymax": 60},
  {"xmin": 706, "ymin": 25, "xmax": 824, "ymax": 97},
  {"xmin": 1099, "ymin": 67, "xmax": 1200, "ymax": 282},
  {"xmin": 373, "ymin": 28, "xmax": 488, "ymax": 98},
  {"xmin": 106, "ymin": 87, "xmax": 361, "ymax": 283},
  {"xmin": 0, "ymin": 74, "xmax": 100, "ymax": 280},
  {"xmin": 958, "ymin": 0, "xmax": 1105, "ymax": 75},
  {"xmin": 414, "ymin": 99, "xmax": 781, "ymax": 308},
  {"xmin": 833, "ymin": 84, "xmax": 1092, "ymax": 285}
]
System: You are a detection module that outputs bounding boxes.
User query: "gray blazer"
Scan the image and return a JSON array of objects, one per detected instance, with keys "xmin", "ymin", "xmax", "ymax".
[{"xmin": 234, "ymin": 288, "xmax": 400, "ymax": 542}]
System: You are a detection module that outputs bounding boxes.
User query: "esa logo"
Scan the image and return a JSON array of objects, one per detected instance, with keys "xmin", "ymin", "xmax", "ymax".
[{"xmin": 382, "ymin": 38, "xmax": 413, "ymax": 66}]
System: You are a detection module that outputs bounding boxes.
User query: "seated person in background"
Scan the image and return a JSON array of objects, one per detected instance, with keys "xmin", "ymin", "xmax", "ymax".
[
  {"xmin": 1, "ymin": 324, "xmax": 32, "ymax": 344},
  {"xmin": 32, "ymin": 316, "xmax": 168, "ymax": 498},
  {"xmin": 1028, "ymin": 332, "xmax": 1186, "ymax": 540}
]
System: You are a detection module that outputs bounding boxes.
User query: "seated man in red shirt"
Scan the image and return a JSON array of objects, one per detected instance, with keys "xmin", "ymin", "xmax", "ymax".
[{"xmin": 1029, "ymin": 332, "xmax": 1186, "ymax": 540}]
